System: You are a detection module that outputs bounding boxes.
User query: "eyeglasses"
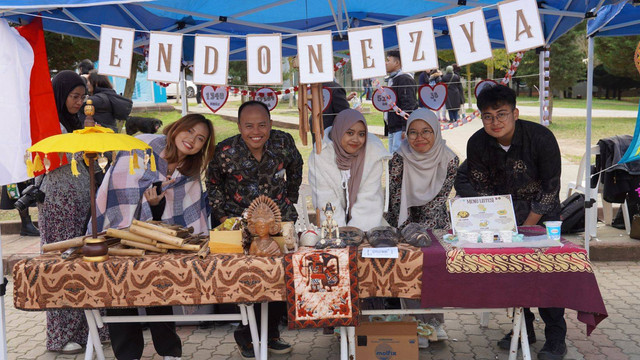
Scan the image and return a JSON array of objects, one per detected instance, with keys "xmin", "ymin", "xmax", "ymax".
[
  {"xmin": 481, "ymin": 111, "xmax": 512, "ymax": 124},
  {"xmin": 68, "ymin": 94, "xmax": 88, "ymax": 103},
  {"xmin": 407, "ymin": 128, "xmax": 434, "ymax": 140}
]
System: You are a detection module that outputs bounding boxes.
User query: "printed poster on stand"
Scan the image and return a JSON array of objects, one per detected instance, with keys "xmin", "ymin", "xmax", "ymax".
[{"xmin": 449, "ymin": 195, "xmax": 517, "ymax": 234}]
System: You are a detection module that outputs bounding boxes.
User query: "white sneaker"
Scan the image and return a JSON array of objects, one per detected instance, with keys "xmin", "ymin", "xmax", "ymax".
[
  {"xmin": 61, "ymin": 342, "xmax": 83, "ymax": 354},
  {"xmin": 163, "ymin": 357, "xmax": 182, "ymax": 360},
  {"xmin": 434, "ymin": 323, "xmax": 448, "ymax": 340}
]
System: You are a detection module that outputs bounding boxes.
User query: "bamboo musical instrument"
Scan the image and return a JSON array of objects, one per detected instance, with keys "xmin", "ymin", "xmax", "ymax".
[
  {"xmin": 129, "ymin": 224, "xmax": 184, "ymax": 247},
  {"xmin": 106, "ymin": 228, "xmax": 157, "ymax": 246},
  {"xmin": 197, "ymin": 244, "xmax": 210, "ymax": 259},
  {"xmin": 156, "ymin": 243, "xmax": 200, "ymax": 251},
  {"xmin": 108, "ymin": 248, "xmax": 145, "ymax": 257},
  {"xmin": 42, "ymin": 237, "xmax": 85, "ymax": 252},
  {"xmin": 120, "ymin": 239, "xmax": 167, "ymax": 253},
  {"xmin": 132, "ymin": 219, "xmax": 178, "ymax": 236}
]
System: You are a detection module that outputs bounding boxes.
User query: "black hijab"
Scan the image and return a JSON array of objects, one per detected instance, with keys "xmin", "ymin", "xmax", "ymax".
[{"xmin": 52, "ymin": 70, "xmax": 85, "ymax": 133}]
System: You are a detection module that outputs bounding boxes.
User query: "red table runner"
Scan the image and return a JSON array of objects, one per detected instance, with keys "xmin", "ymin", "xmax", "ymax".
[{"xmin": 421, "ymin": 226, "xmax": 608, "ymax": 335}]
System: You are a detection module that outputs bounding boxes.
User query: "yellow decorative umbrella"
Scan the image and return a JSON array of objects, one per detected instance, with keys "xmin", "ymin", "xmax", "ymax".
[{"xmin": 26, "ymin": 104, "xmax": 158, "ymax": 260}]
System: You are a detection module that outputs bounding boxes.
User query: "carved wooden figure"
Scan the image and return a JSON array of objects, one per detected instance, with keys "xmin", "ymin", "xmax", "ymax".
[{"xmin": 246, "ymin": 195, "xmax": 283, "ymax": 256}]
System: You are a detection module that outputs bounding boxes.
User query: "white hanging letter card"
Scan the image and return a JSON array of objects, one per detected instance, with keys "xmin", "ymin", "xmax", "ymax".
[
  {"xmin": 396, "ymin": 18, "xmax": 439, "ymax": 73},
  {"xmin": 247, "ymin": 34, "xmax": 283, "ymax": 85},
  {"xmin": 147, "ymin": 31, "xmax": 183, "ymax": 83},
  {"xmin": 348, "ymin": 26, "xmax": 386, "ymax": 80},
  {"xmin": 193, "ymin": 35, "xmax": 230, "ymax": 86},
  {"xmin": 98, "ymin": 25, "xmax": 134, "ymax": 78},
  {"xmin": 447, "ymin": 9, "xmax": 492, "ymax": 66},
  {"xmin": 297, "ymin": 31, "xmax": 334, "ymax": 84},
  {"xmin": 498, "ymin": 0, "xmax": 545, "ymax": 53}
]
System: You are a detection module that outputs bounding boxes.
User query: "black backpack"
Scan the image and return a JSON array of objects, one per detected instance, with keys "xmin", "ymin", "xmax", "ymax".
[
  {"xmin": 559, "ymin": 193, "xmax": 585, "ymax": 233},
  {"xmin": 95, "ymin": 92, "xmax": 133, "ymax": 120}
]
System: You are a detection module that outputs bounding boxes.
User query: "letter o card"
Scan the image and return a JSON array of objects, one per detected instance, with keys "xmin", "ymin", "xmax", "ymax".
[
  {"xmin": 247, "ymin": 34, "xmax": 282, "ymax": 85},
  {"xmin": 98, "ymin": 25, "xmax": 134, "ymax": 78},
  {"xmin": 202, "ymin": 85, "xmax": 229, "ymax": 113},
  {"xmin": 372, "ymin": 87, "xmax": 397, "ymax": 112},
  {"xmin": 254, "ymin": 87, "xmax": 278, "ymax": 111}
]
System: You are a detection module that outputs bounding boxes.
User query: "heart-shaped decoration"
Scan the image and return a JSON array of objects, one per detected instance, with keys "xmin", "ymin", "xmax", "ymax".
[
  {"xmin": 202, "ymin": 85, "xmax": 229, "ymax": 113},
  {"xmin": 254, "ymin": 87, "xmax": 278, "ymax": 111},
  {"xmin": 474, "ymin": 79, "xmax": 498, "ymax": 98},
  {"xmin": 419, "ymin": 83, "xmax": 448, "ymax": 111},
  {"xmin": 371, "ymin": 86, "xmax": 397, "ymax": 112},
  {"xmin": 306, "ymin": 86, "xmax": 332, "ymax": 112}
]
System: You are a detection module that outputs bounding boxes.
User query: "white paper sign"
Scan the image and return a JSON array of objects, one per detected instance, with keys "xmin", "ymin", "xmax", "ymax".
[
  {"xmin": 361, "ymin": 247, "xmax": 399, "ymax": 259},
  {"xmin": 193, "ymin": 35, "xmax": 229, "ymax": 86},
  {"xmin": 306, "ymin": 86, "xmax": 332, "ymax": 112},
  {"xmin": 348, "ymin": 26, "xmax": 386, "ymax": 80},
  {"xmin": 419, "ymin": 83, "xmax": 448, "ymax": 110},
  {"xmin": 448, "ymin": 195, "xmax": 518, "ymax": 234},
  {"xmin": 447, "ymin": 9, "xmax": 493, "ymax": 66},
  {"xmin": 498, "ymin": 0, "xmax": 545, "ymax": 53},
  {"xmin": 396, "ymin": 18, "xmax": 439, "ymax": 73},
  {"xmin": 98, "ymin": 25, "xmax": 134, "ymax": 78},
  {"xmin": 371, "ymin": 87, "xmax": 397, "ymax": 112},
  {"xmin": 147, "ymin": 31, "xmax": 183, "ymax": 83},
  {"xmin": 247, "ymin": 34, "xmax": 283, "ymax": 85},
  {"xmin": 297, "ymin": 31, "xmax": 334, "ymax": 84},
  {"xmin": 202, "ymin": 85, "xmax": 229, "ymax": 113},
  {"xmin": 254, "ymin": 87, "xmax": 278, "ymax": 111}
]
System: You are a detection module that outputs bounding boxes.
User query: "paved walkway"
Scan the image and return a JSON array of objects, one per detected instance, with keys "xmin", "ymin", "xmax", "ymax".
[{"xmin": 4, "ymin": 258, "xmax": 639, "ymax": 359}]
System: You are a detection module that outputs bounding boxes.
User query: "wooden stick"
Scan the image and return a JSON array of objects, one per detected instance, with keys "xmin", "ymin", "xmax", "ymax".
[
  {"xmin": 108, "ymin": 248, "xmax": 145, "ymax": 257},
  {"xmin": 120, "ymin": 239, "xmax": 167, "ymax": 253},
  {"xmin": 132, "ymin": 219, "xmax": 178, "ymax": 236},
  {"xmin": 129, "ymin": 224, "xmax": 185, "ymax": 247},
  {"xmin": 156, "ymin": 243, "xmax": 200, "ymax": 251},
  {"xmin": 106, "ymin": 228, "xmax": 157, "ymax": 246},
  {"xmin": 197, "ymin": 244, "xmax": 210, "ymax": 259},
  {"xmin": 42, "ymin": 237, "xmax": 85, "ymax": 252}
]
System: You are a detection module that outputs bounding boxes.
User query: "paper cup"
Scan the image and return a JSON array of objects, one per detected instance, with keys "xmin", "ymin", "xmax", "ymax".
[
  {"xmin": 544, "ymin": 221, "xmax": 562, "ymax": 240},
  {"xmin": 498, "ymin": 230, "xmax": 513, "ymax": 243},
  {"xmin": 480, "ymin": 231, "xmax": 494, "ymax": 243}
]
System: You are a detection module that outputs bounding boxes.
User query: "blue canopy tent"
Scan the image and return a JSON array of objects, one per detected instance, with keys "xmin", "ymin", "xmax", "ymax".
[{"xmin": 577, "ymin": 0, "xmax": 640, "ymax": 254}]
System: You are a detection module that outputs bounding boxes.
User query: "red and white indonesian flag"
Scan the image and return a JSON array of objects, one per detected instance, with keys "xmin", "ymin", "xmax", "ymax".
[{"xmin": 0, "ymin": 17, "xmax": 63, "ymax": 186}]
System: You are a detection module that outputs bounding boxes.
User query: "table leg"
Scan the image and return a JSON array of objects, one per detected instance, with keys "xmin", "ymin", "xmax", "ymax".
[
  {"xmin": 346, "ymin": 326, "xmax": 356, "ymax": 358},
  {"xmin": 83, "ymin": 310, "xmax": 105, "ymax": 360},
  {"xmin": 508, "ymin": 308, "xmax": 523, "ymax": 360},
  {"xmin": 519, "ymin": 312, "xmax": 532, "ymax": 360},
  {"xmin": 480, "ymin": 312, "xmax": 490, "ymax": 328},
  {"xmin": 83, "ymin": 332, "xmax": 94, "ymax": 360},
  {"xmin": 260, "ymin": 302, "xmax": 268, "ymax": 360},
  {"xmin": 340, "ymin": 327, "xmax": 348, "ymax": 360},
  {"xmin": 243, "ymin": 304, "xmax": 262, "ymax": 360}
]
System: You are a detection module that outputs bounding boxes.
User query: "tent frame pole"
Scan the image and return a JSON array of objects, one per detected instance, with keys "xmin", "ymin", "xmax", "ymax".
[
  {"xmin": 0, "ymin": 232, "xmax": 7, "ymax": 360},
  {"xmin": 585, "ymin": 35, "xmax": 595, "ymax": 256}
]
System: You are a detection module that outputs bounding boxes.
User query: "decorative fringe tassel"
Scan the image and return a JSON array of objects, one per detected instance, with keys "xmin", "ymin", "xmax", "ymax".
[
  {"xmin": 83, "ymin": 154, "xmax": 90, "ymax": 166},
  {"xmin": 33, "ymin": 153, "xmax": 44, "ymax": 173},
  {"xmin": 149, "ymin": 152, "xmax": 157, "ymax": 172},
  {"xmin": 70, "ymin": 157, "xmax": 80, "ymax": 177},
  {"xmin": 128, "ymin": 152, "xmax": 135, "ymax": 175},
  {"xmin": 132, "ymin": 151, "xmax": 140, "ymax": 169},
  {"xmin": 26, "ymin": 156, "xmax": 34, "ymax": 178}
]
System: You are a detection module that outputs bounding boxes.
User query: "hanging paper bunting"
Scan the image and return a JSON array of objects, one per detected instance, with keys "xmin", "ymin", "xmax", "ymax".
[
  {"xmin": 193, "ymin": 34, "xmax": 230, "ymax": 86},
  {"xmin": 254, "ymin": 87, "xmax": 279, "ymax": 111},
  {"xmin": 202, "ymin": 85, "xmax": 229, "ymax": 113},
  {"xmin": 334, "ymin": 58, "xmax": 349, "ymax": 71},
  {"xmin": 500, "ymin": 51, "xmax": 524, "ymax": 85},
  {"xmin": 246, "ymin": 34, "xmax": 283, "ymax": 85},
  {"xmin": 347, "ymin": 26, "xmax": 386, "ymax": 80},
  {"xmin": 497, "ymin": 0, "xmax": 545, "ymax": 54},
  {"xmin": 306, "ymin": 86, "xmax": 332, "ymax": 112},
  {"xmin": 441, "ymin": 110, "xmax": 481, "ymax": 131},
  {"xmin": 419, "ymin": 83, "xmax": 448, "ymax": 111},
  {"xmin": 447, "ymin": 9, "xmax": 493, "ymax": 66},
  {"xmin": 147, "ymin": 31, "xmax": 183, "ymax": 83},
  {"xmin": 474, "ymin": 79, "xmax": 499, "ymax": 98},
  {"xmin": 297, "ymin": 31, "xmax": 334, "ymax": 84},
  {"xmin": 396, "ymin": 18, "xmax": 439, "ymax": 73},
  {"xmin": 371, "ymin": 86, "xmax": 398, "ymax": 112},
  {"xmin": 98, "ymin": 25, "xmax": 135, "ymax": 79}
]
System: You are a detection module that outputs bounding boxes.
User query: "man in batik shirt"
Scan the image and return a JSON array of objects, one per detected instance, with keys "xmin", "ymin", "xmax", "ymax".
[
  {"xmin": 461, "ymin": 85, "xmax": 566, "ymax": 360},
  {"xmin": 206, "ymin": 100, "xmax": 302, "ymax": 359}
]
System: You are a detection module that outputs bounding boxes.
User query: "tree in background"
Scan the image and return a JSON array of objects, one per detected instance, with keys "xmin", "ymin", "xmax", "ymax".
[
  {"xmin": 595, "ymin": 35, "xmax": 640, "ymax": 100},
  {"xmin": 594, "ymin": 64, "xmax": 640, "ymax": 100},
  {"xmin": 44, "ymin": 32, "xmax": 98, "ymax": 75},
  {"xmin": 548, "ymin": 22, "xmax": 587, "ymax": 99}
]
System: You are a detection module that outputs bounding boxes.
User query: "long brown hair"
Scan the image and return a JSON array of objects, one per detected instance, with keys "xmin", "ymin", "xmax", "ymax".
[{"xmin": 163, "ymin": 114, "xmax": 215, "ymax": 178}]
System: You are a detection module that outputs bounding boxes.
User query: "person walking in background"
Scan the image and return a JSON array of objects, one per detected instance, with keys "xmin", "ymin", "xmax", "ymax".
[
  {"xmin": 83, "ymin": 70, "xmax": 133, "ymax": 133},
  {"xmin": 384, "ymin": 50, "xmax": 418, "ymax": 153},
  {"xmin": 442, "ymin": 65, "xmax": 464, "ymax": 123},
  {"xmin": 361, "ymin": 78, "xmax": 373, "ymax": 102}
]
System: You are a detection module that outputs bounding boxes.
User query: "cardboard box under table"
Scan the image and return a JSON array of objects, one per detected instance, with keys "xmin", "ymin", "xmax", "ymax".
[{"xmin": 355, "ymin": 320, "xmax": 418, "ymax": 360}]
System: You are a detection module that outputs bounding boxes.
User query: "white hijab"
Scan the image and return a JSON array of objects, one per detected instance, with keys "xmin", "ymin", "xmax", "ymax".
[{"xmin": 396, "ymin": 108, "xmax": 456, "ymax": 226}]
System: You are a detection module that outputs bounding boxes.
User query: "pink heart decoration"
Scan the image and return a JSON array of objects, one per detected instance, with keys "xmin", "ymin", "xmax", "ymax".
[
  {"xmin": 254, "ymin": 87, "xmax": 278, "ymax": 111},
  {"xmin": 306, "ymin": 87, "xmax": 332, "ymax": 112},
  {"xmin": 202, "ymin": 85, "xmax": 229, "ymax": 113},
  {"xmin": 474, "ymin": 79, "xmax": 498, "ymax": 98},
  {"xmin": 419, "ymin": 83, "xmax": 448, "ymax": 111}
]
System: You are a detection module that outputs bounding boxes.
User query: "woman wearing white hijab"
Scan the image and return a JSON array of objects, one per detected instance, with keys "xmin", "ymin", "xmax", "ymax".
[
  {"xmin": 308, "ymin": 109, "xmax": 391, "ymax": 231},
  {"xmin": 385, "ymin": 108, "xmax": 459, "ymax": 230}
]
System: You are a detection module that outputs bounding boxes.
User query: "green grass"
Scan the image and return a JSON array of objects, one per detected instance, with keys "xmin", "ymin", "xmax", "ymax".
[
  {"xmin": 517, "ymin": 96, "xmax": 639, "ymax": 111},
  {"xmin": 543, "ymin": 117, "xmax": 637, "ymax": 141}
]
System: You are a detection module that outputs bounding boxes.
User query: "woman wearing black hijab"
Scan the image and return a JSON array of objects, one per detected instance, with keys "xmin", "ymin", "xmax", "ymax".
[{"xmin": 38, "ymin": 70, "xmax": 109, "ymax": 354}]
